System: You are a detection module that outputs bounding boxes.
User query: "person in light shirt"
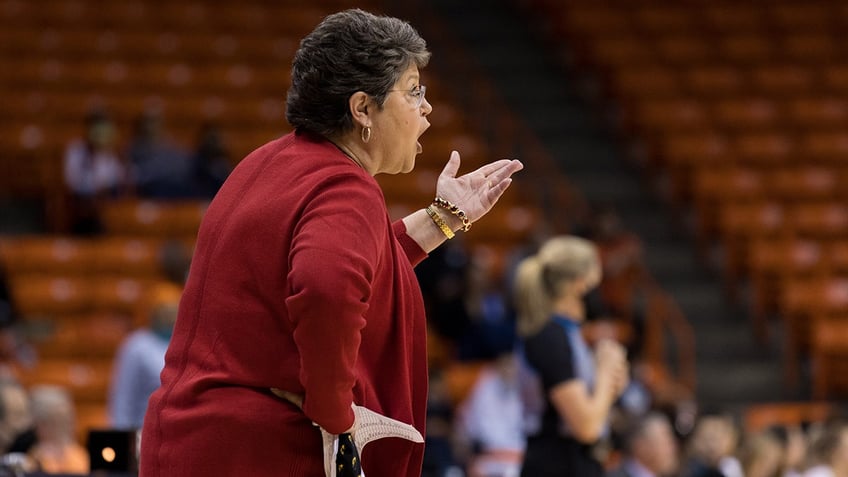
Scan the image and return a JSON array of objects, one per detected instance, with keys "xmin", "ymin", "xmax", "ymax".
[
  {"xmin": 108, "ymin": 283, "xmax": 181, "ymax": 429},
  {"xmin": 62, "ymin": 109, "xmax": 126, "ymax": 234}
]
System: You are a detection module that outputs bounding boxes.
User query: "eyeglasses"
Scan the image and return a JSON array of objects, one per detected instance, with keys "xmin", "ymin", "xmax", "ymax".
[{"xmin": 388, "ymin": 84, "xmax": 427, "ymax": 108}]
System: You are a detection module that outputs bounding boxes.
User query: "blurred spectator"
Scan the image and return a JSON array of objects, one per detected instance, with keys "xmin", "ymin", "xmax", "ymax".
[
  {"xmin": 0, "ymin": 378, "xmax": 31, "ymax": 455},
  {"xmin": 682, "ymin": 413, "xmax": 742, "ymax": 477},
  {"xmin": 0, "ymin": 263, "xmax": 34, "ymax": 373},
  {"xmin": 0, "ymin": 265, "xmax": 18, "ymax": 370},
  {"xmin": 109, "ymin": 282, "xmax": 181, "ymax": 429},
  {"xmin": 803, "ymin": 420, "xmax": 848, "ymax": 477},
  {"xmin": 458, "ymin": 248, "xmax": 516, "ymax": 361},
  {"xmin": 416, "ymin": 240, "xmax": 472, "ymax": 353},
  {"xmin": 768, "ymin": 425, "xmax": 807, "ymax": 477},
  {"xmin": 607, "ymin": 412, "xmax": 679, "ymax": 477},
  {"xmin": 422, "ymin": 371, "xmax": 462, "ymax": 477},
  {"xmin": 159, "ymin": 240, "xmax": 193, "ymax": 286},
  {"xmin": 62, "ymin": 109, "xmax": 126, "ymax": 234},
  {"xmin": 28, "ymin": 385, "xmax": 88, "ymax": 474},
  {"xmin": 188, "ymin": 123, "xmax": 231, "ymax": 199},
  {"xmin": 455, "ymin": 352, "xmax": 525, "ymax": 477},
  {"xmin": 127, "ymin": 111, "xmax": 192, "ymax": 199},
  {"xmin": 739, "ymin": 431, "xmax": 783, "ymax": 477}
]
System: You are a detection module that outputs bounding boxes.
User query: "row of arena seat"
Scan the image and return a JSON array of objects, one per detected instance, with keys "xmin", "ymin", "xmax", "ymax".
[
  {"xmin": 609, "ymin": 65, "xmax": 848, "ymax": 99},
  {"xmin": 0, "ymin": 0, "xmax": 390, "ymax": 441},
  {"xmin": 0, "ymin": 1, "xmax": 336, "ymax": 34},
  {"xmin": 524, "ymin": 0, "xmax": 848, "ymax": 399},
  {"xmin": 545, "ymin": 3, "xmax": 848, "ymax": 35},
  {"xmin": 0, "ymin": 0, "xmax": 697, "ymax": 446}
]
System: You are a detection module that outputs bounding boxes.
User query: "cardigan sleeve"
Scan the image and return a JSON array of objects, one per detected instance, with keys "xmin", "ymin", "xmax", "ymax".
[
  {"xmin": 392, "ymin": 219, "xmax": 427, "ymax": 267},
  {"xmin": 285, "ymin": 173, "xmax": 386, "ymax": 434}
]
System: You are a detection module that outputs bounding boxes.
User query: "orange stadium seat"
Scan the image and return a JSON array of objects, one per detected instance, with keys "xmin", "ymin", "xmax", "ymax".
[
  {"xmin": 557, "ymin": 6, "xmax": 631, "ymax": 38},
  {"xmin": 733, "ymin": 132, "xmax": 797, "ymax": 167},
  {"xmin": 779, "ymin": 276, "xmax": 848, "ymax": 387},
  {"xmin": 768, "ymin": 4, "xmax": 834, "ymax": 32},
  {"xmin": 799, "ymin": 131, "xmax": 848, "ymax": 164},
  {"xmin": 656, "ymin": 131, "xmax": 729, "ymax": 200},
  {"xmin": 378, "ymin": 169, "xmax": 439, "ymax": 205},
  {"xmin": 17, "ymin": 358, "xmax": 112, "ymax": 404},
  {"xmin": 627, "ymin": 98, "xmax": 710, "ymax": 135},
  {"xmin": 790, "ymin": 203, "xmax": 848, "ymax": 240},
  {"xmin": 812, "ymin": 320, "xmax": 848, "ymax": 399},
  {"xmin": 682, "ymin": 65, "xmax": 747, "ymax": 97},
  {"xmin": 89, "ymin": 277, "xmax": 154, "ymax": 325},
  {"xmin": 787, "ymin": 97, "xmax": 848, "ymax": 130},
  {"xmin": 821, "ymin": 65, "xmax": 848, "ymax": 94},
  {"xmin": 782, "ymin": 34, "xmax": 839, "ymax": 63},
  {"xmin": 748, "ymin": 238, "xmax": 826, "ymax": 340},
  {"xmin": 702, "ymin": 5, "xmax": 765, "ymax": 33},
  {"xmin": 653, "ymin": 35, "xmax": 715, "ymax": 66},
  {"xmin": 718, "ymin": 202, "xmax": 788, "ymax": 295},
  {"xmin": 712, "ymin": 98, "xmax": 780, "ymax": 131},
  {"xmin": 36, "ymin": 313, "xmax": 132, "ymax": 360},
  {"xmin": 609, "ymin": 66, "xmax": 681, "ymax": 99},
  {"xmin": 719, "ymin": 34, "xmax": 774, "ymax": 64},
  {"xmin": 442, "ymin": 361, "xmax": 486, "ymax": 407},
  {"xmin": 749, "ymin": 64, "xmax": 815, "ymax": 96},
  {"xmin": 744, "ymin": 402, "xmax": 832, "ymax": 433},
  {"xmin": 90, "ymin": 237, "xmax": 164, "ymax": 279},
  {"xmin": 0, "ymin": 237, "xmax": 93, "ymax": 277},
  {"xmin": 99, "ymin": 200, "xmax": 208, "ymax": 238},
  {"xmin": 692, "ymin": 168, "xmax": 764, "ymax": 244},
  {"xmin": 9, "ymin": 276, "xmax": 92, "ymax": 318},
  {"xmin": 465, "ymin": 205, "xmax": 539, "ymax": 246},
  {"xmin": 830, "ymin": 242, "xmax": 848, "ymax": 276},
  {"xmin": 631, "ymin": 6, "xmax": 694, "ymax": 34},
  {"xmin": 589, "ymin": 36, "xmax": 655, "ymax": 68},
  {"xmin": 769, "ymin": 167, "xmax": 840, "ymax": 202}
]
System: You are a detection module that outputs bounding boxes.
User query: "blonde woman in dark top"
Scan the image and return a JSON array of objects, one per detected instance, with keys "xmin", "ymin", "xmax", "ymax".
[{"xmin": 515, "ymin": 236, "xmax": 630, "ymax": 477}]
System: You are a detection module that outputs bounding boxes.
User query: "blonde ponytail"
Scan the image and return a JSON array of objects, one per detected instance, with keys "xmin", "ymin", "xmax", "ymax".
[
  {"xmin": 514, "ymin": 236, "xmax": 600, "ymax": 337},
  {"xmin": 514, "ymin": 255, "xmax": 551, "ymax": 337}
]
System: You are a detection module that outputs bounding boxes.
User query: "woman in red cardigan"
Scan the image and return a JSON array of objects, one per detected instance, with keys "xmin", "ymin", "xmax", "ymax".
[{"xmin": 139, "ymin": 8, "xmax": 522, "ymax": 477}]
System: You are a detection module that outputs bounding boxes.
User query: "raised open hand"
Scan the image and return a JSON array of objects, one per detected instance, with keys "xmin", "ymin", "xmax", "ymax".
[{"xmin": 435, "ymin": 150, "xmax": 524, "ymax": 223}]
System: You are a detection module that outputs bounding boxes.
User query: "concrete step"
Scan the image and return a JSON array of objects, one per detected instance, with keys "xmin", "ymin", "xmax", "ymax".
[
  {"xmin": 427, "ymin": 0, "xmax": 790, "ymax": 407},
  {"xmin": 689, "ymin": 322, "xmax": 763, "ymax": 361},
  {"xmin": 696, "ymin": 360, "xmax": 794, "ymax": 404},
  {"xmin": 660, "ymin": 281, "xmax": 728, "ymax": 319}
]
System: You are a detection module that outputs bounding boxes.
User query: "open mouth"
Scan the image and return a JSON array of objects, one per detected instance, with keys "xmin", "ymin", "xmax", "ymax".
[{"xmin": 417, "ymin": 141, "xmax": 422, "ymax": 154}]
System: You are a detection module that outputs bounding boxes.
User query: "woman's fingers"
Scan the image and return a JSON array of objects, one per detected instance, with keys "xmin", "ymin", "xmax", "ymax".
[
  {"xmin": 486, "ymin": 178, "xmax": 513, "ymax": 202},
  {"xmin": 439, "ymin": 150, "xmax": 462, "ymax": 179},
  {"xmin": 475, "ymin": 158, "xmax": 519, "ymax": 178}
]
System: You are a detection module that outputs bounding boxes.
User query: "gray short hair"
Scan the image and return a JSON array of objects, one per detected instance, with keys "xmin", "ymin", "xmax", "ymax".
[{"xmin": 286, "ymin": 9, "xmax": 430, "ymax": 137}]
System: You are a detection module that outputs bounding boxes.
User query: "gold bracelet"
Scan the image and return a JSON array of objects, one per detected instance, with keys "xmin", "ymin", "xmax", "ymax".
[
  {"xmin": 433, "ymin": 197, "xmax": 471, "ymax": 232},
  {"xmin": 425, "ymin": 205, "xmax": 454, "ymax": 239}
]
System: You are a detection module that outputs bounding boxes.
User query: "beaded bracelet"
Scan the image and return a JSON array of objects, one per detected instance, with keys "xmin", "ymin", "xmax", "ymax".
[
  {"xmin": 425, "ymin": 205, "xmax": 455, "ymax": 239},
  {"xmin": 433, "ymin": 197, "xmax": 472, "ymax": 232}
]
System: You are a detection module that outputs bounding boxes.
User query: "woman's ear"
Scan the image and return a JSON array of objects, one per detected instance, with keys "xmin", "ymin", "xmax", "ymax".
[{"xmin": 348, "ymin": 92, "xmax": 371, "ymax": 128}]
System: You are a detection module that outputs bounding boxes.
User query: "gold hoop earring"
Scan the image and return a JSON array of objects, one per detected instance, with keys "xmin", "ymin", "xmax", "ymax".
[{"xmin": 361, "ymin": 126, "xmax": 371, "ymax": 144}]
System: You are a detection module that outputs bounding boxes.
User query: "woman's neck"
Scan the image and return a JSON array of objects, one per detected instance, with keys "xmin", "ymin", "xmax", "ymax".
[
  {"xmin": 328, "ymin": 133, "xmax": 374, "ymax": 175},
  {"xmin": 551, "ymin": 294, "xmax": 585, "ymax": 322}
]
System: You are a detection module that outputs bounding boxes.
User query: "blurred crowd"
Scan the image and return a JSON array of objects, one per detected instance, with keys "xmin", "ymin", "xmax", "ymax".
[
  {"xmin": 414, "ymin": 209, "xmax": 848, "ymax": 477},
  {"xmin": 0, "ymin": 215, "xmax": 188, "ymax": 473},
  {"xmin": 0, "ymin": 118, "xmax": 845, "ymax": 476},
  {"xmin": 62, "ymin": 108, "xmax": 232, "ymax": 235}
]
